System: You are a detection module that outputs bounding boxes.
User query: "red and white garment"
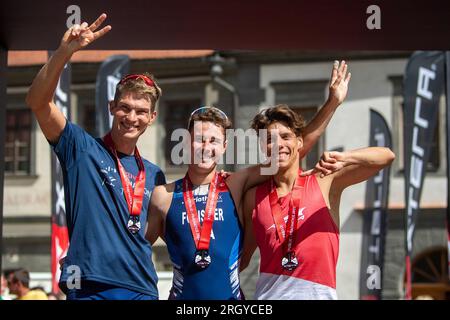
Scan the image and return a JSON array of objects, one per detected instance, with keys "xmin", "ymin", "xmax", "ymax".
[{"xmin": 252, "ymin": 174, "xmax": 339, "ymax": 300}]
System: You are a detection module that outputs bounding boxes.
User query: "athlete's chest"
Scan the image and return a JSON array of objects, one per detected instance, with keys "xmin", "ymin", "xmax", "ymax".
[{"xmin": 80, "ymin": 151, "xmax": 154, "ymax": 202}]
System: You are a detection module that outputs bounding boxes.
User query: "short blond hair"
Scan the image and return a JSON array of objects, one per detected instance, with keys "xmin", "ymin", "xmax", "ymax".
[{"xmin": 114, "ymin": 73, "xmax": 162, "ymax": 112}]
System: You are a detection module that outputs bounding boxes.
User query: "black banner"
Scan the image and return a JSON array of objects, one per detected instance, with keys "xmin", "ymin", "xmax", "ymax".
[
  {"xmin": 359, "ymin": 110, "xmax": 392, "ymax": 300},
  {"xmin": 446, "ymin": 51, "xmax": 450, "ymax": 281},
  {"xmin": 403, "ymin": 51, "xmax": 445, "ymax": 299},
  {"xmin": 49, "ymin": 52, "xmax": 71, "ymax": 294},
  {"xmin": 95, "ymin": 55, "xmax": 130, "ymax": 137}
]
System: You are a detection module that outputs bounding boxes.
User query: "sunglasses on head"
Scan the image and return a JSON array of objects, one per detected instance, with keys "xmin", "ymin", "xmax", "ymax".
[
  {"xmin": 187, "ymin": 106, "xmax": 229, "ymax": 129},
  {"xmin": 118, "ymin": 74, "xmax": 155, "ymax": 88}
]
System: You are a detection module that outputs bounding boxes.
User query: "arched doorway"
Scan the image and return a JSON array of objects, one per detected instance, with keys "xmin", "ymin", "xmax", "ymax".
[{"xmin": 410, "ymin": 247, "xmax": 450, "ymax": 300}]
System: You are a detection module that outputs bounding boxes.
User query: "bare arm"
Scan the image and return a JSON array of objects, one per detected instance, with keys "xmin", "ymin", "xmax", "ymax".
[
  {"xmin": 239, "ymin": 187, "xmax": 258, "ymax": 272},
  {"xmin": 146, "ymin": 185, "xmax": 171, "ymax": 245},
  {"xmin": 322, "ymin": 148, "xmax": 395, "ymax": 192},
  {"xmin": 227, "ymin": 165, "xmax": 266, "ymax": 195},
  {"xmin": 26, "ymin": 14, "xmax": 111, "ymax": 144},
  {"xmin": 300, "ymin": 60, "xmax": 351, "ymax": 158}
]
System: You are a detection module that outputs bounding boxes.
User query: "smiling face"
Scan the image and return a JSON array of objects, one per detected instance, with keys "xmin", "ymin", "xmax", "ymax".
[
  {"xmin": 189, "ymin": 121, "xmax": 227, "ymax": 172},
  {"xmin": 109, "ymin": 91, "xmax": 156, "ymax": 141},
  {"xmin": 265, "ymin": 121, "xmax": 303, "ymax": 170}
]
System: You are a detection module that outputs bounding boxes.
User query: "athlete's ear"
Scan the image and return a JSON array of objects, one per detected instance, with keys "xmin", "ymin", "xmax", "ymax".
[
  {"xmin": 297, "ymin": 135, "xmax": 303, "ymax": 151},
  {"xmin": 147, "ymin": 111, "xmax": 157, "ymax": 126},
  {"xmin": 109, "ymin": 101, "xmax": 115, "ymax": 115}
]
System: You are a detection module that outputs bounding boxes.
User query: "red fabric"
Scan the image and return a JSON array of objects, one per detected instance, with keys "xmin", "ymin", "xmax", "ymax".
[
  {"xmin": 103, "ymin": 133, "xmax": 146, "ymax": 217},
  {"xmin": 51, "ymin": 224, "xmax": 69, "ymax": 294},
  {"xmin": 253, "ymin": 174, "xmax": 339, "ymax": 289},
  {"xmin": 405, "ymin": 255, "xmax": 412, "ymax": 300},
  {"xmin": 183, "ymin": 173, "xmax": 222, "ymax": 250}
]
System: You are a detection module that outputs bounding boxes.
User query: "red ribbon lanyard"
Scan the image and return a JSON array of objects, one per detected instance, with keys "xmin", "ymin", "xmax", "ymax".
[
  {"xmin": 103, "ymin": 133, "xmax": 146, "ymax": 217},
  {"xmin": 183, "ymin": 173, "xmax": 221, "ymax": 251},
  {"xmin": 269, "ymin": 171, "xmax": 302, "ymax": 251}
]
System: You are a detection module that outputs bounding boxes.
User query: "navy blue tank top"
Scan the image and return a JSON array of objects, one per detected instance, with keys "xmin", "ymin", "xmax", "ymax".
[{"xmin": 165, "ymin": 178, "xmax": 243, "ymax": 300}]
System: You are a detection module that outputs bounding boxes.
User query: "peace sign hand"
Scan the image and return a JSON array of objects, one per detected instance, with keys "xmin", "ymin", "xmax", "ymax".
[
  {"xmin": 300, "ymin": 151, "xmax": 346, "ymax": 178},
  {"xmin": 60, "ymin": 13, "xmax": 111, "ymax": 54}
]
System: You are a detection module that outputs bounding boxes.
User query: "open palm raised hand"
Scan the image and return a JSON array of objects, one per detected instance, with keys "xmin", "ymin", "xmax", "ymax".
[
  {"xmin": 60, "ymin": 13, "xmax": 111, "ymax": 54},
  {"xmin": 327, "ymin": 60, "xmax": 351, "ymax": 106}
]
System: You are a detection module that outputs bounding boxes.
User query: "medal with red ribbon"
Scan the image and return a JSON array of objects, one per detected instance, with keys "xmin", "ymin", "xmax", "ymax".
[
  {"xmin": 269, "ymin": 170, "xmax": 303, "ymax": 271},
  {"xmin": 182, "ymin": 172, "xmax": 222, "ymax": 269},
  {"xmin": 103, "ymin": 133, "xmax": 146, "ymax": 234}
]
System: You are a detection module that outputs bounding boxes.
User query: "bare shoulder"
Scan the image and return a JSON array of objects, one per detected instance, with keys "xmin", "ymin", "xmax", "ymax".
[
  {"xmin": 155, "ymin": 181, "xmax": 176, "ymax": 194},
  {"xmin": 224, "ymin": 172, "xmax": 244, "ymax": 207},
  {"xmin": 224, "ymin": 172, "xmax": 240, "ymax": 192},
  {"xmin": 152, "ymin": 182, "xmax": 175, "ymax": 209}
]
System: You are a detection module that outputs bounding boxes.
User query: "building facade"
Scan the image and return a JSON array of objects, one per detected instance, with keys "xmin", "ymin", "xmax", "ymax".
[{"xmin": 3, "ymin": 50, "xmax": 449, "ymax": 299}]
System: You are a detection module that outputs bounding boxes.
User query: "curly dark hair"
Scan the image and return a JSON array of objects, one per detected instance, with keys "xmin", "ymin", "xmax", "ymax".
[{"xmin": 250, "ymin": 104, "xmax": 306, "ymax": 137}]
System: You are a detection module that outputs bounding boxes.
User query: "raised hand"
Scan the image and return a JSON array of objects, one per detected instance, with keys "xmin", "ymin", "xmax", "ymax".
[
  {"xmin": 60, "ymin": 13, "xmax": 111, "ymax": 54},
  {"xmin": 327, "ymin": 60, "xmax": 351, "ymax": 106},
  {"xmin": 300, "ymin": 151, "xmax": 346, "ymax": 178}
]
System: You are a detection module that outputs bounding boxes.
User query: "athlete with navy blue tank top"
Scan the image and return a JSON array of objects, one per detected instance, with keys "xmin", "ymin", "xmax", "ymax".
[
  {"xmin": 26, "ymin": 14, "xmax": 165, "ymax": 300},
  {"xmin": 147, "ymin": 82, "xmax": 349, "ymax": 299}
]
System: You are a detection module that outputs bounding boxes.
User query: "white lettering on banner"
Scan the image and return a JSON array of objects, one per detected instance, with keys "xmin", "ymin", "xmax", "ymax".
[
  {"xmin": 417, "ymin": 67, "xmax": 435, "ymax": 100},
  {"xmin": 368, "ymin": 132, "xmax": 385, "ymax": 258},
  {"xmin": 366, "ymin": 129, "xmax": 387, "ymax": 289},
  {"xmin": 406, "ymin": 66, "xmax": 436, "ymax": 253},
  {"xmin": 368, "ymin": 237, "xmax": 380, "ymax": 262},
  {"xmin": 414, "ymin": 98, "xmax": 429, "ymax": 129},
  {"xmin": 410, "ymin": 155, "xmax": 423, "ymax": 189},
  {"xmin": 55, "ymin": 181, "xmax": 66, "ymax": 215},
  {"xmin": 370, "ymin": 209, "xmax": 381, "ymax": 235},
  {"xmin": 412, "ymin": 127, "xmax": 425, "ymax": 157}
]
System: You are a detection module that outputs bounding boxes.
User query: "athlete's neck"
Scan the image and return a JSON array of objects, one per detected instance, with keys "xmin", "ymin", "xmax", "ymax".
[
  {"xmin": 109, "ymin": 130, "xmax": 137, "ymax": 155},
  {"xmin": 273, "ymin": 162, "xmax": 299, "ymax": 197},
  {"xmin": 187, "ymin": 166, "xmax": 217, "ymax": 185}
]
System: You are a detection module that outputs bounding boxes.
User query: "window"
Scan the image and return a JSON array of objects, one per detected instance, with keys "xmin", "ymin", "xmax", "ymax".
[
  {"xmin": 78, "ymin": 103, "xmax": 96, "ymax": 136},
  {"xmin": 5, "ymin": 109, "xmax": 32, "ymax": 175},
  {"xmin": 164, "ymin": 99, "xmax": 201, "ymax": 167},
  {"xmin": 410, "ymin": 247, "xmax": 450, "ymax": 300}
]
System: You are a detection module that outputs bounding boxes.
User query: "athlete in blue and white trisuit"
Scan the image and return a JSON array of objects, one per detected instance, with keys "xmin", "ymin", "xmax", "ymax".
[
  {"xmin": 165, "ymin": 178, "xmax": 243, "ymax": 299},
  {"xmin": 147, "ymin": 88, "xmax": 348, "ymax": 299}
]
